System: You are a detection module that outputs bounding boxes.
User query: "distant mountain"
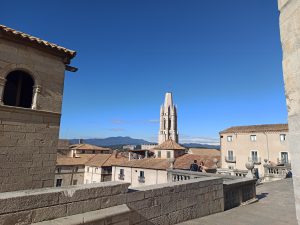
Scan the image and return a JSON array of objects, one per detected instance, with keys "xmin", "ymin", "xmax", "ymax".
[
  {"xmin": 68, "ymin": 136, "xmax": 155, "ymax": 147},
  {"xmin": 182, "ymin": 143, "xmax": 220, "ymax": 149}
]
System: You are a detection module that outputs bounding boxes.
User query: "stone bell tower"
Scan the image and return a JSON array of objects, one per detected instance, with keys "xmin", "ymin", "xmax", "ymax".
[
  {"xmin": 0, "ymin": 25, "xmax": 77, "ymax": 192},
  {"xmin": 158, "ymin": 92, "xmax": 178, "ymax": 144}
]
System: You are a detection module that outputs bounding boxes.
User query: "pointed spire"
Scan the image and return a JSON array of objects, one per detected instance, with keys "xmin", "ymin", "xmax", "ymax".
[{"xmin": 164, "ymin": 92, "xmax": 173, "ymax": 108}]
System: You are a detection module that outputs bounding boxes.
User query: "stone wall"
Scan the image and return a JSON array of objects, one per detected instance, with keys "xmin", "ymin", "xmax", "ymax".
[
  {"xmin": 0, "ymin": 178, "xmax": 224, "ymax": 225},
  {"xmin": 0, "ymin": 106, "xmax": 60, "ymax": 192},
  {"xmin": 278, "ymin": 0, "xmax": 300, "ymax": 224},
  {"xmin": 0, "ymin": 30, "xmax": 68, "ymax": 193}
]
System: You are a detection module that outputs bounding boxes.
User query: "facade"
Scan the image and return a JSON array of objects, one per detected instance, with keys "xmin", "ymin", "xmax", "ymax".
[
  {"xmin": 0, "ymin": 25, "xmax": 76, "ymax": 192},
  {"xmin": 158, "ymin": 92, "xmax": 178, "ymax": 144},
  {"xmin": 220, "ymin": 124, "xmax": 289, "ymax": 178},
  {"xmin": 112, "ymin": 140, "xmax": 220, "ymax": 187},
  {"xmin": 55, "ymin": 151, "xmax": 127, "ymax": 186},
  {"xmin": 141, "ymin": 144, "xmax": 158, "ymax": 150}
]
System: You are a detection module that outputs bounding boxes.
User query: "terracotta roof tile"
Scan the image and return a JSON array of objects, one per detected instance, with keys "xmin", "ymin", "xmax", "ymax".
[
  {"xmin": 220, "ymin": 124, "xmax": 288, "ymax": 134},
  {"xmin": 153, "ymin": 139, "xmax": 186, "ymax": 150},
  {"xmin": 113, "ymin": 154, "xmax": 219, "ymax": 170},
  {"xmin": 188, "ymin": 148, "xmax": 220, "ymax": 157},
  {"xmin": 0, "ymin": 24, "xmax": 76, "ymax": 60},
  {"xmin": 56, "ymin": 154, "xmax": 95, "ymax": 166}
]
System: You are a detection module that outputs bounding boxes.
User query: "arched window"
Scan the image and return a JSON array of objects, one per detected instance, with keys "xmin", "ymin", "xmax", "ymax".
[{"xmin": 3, "ymin": 70, "xmax": 34, "ymax": 108}]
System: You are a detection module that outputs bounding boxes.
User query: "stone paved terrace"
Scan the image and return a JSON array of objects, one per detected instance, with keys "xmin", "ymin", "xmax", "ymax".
[{"xmin": 178, "ymin": 179, "xmax": 297, "ymax": 225}]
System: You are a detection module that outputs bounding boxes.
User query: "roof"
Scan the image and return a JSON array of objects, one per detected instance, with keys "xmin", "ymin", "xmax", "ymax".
[
  {"xmin": 220, "ymin": 124, "xmax": 288, "ymax": 134},
  {"xmin": 56, "ymin": 154, "xmax": 95, "ymax": 166},
  {"xmin": 70, "ymin": 144, "xmax": 111, "ymax": 151},
  {"xmin": 113, "ymin": 153, "xmax": 219, "ymax": 170},
  {"xmin": 57, "ymin": 151, "xmax": 128, "ymax": 167},
  {"xmin": 0, "ymin": 24, "xmax": 76, "ymax": 61},
  {"xmin": 188, "ymin": 148, "xmax": 221, "ymax": 157},
  {"xmin": 153, "ymin": 139, "xmax": 186, "ymax": 151}
]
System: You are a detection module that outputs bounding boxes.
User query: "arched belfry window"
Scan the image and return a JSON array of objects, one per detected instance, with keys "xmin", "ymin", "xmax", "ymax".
[{"xmin": 3, "ymin": 70, "xmax": 34, "ymax": 108}]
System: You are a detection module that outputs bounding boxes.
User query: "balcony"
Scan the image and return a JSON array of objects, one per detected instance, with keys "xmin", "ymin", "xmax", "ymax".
[
  {"xmin": 248, "ymin": 157, "xmax": 261, "ymax": 165},
  {"xmin": 118, "ymin": 174, "xmax": 124, "ymax": 180},
  {"xmin": 277, "ymin": 158, "xmax": 291, "ymax": 166},
  {"xmin": 138, "ymin": 176, "xmax": 145, "ymax": 183},
  {"xmin": 225, "ymin": 156, "xmax": 236, "ymax": 163}
]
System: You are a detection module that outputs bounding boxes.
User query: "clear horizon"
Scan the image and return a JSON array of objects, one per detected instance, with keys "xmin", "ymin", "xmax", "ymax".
[{"xmin": 2, "ymin": 0, "xmax": 287, "ymax": 144}]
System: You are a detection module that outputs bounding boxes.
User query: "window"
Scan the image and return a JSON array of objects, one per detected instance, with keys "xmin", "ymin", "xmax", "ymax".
[
  {"xmin": 250, "ymin": 135, "xmax": 257, "ymax": 142},
  {"xmin": 119, "ymin": 169, "xmax": 125, "ymax": 180},
  {"xmin": 228, "ymin": 150, "xmax": 234, "ymax": 161},
  {"xmin": 72, "ymin": 180, "xmax": 77, "ymax": 185},
  {"xmin": 3, "ymin": 70, "xmax": 34, "ymax": 108},
  {"xmin": 138, "ymin": 171, "xmax": 145, "ymax": 183},
  {"xmin": 227, "ymin": 136, "xmax": 233, "ymax": 142},
  {"xmin": 280, "ymin": 152, "xmax": 289, "ymax": 164},
  {"xmin": 157, "ymin": 151, "xmax": 161, "ymax": 158},
  {"xmin": 82, "ymin": 150, "xmax": 86, "ymax": 153},
  {"xmin": 251, "ymin": 151, "xmax": 258, "ymax": 162},
  {"xmin": 56, "ymin": 179, "xmax": 62, "ymax": 187},
  {"xmin": 280, "ymin": 134, "xmax": 286, "ymax": 142},
  {"xmin": 167, "ymin": 151, "xmax": 171, "ymax": 158},
  {"xmin": 92, "ymin": 150, "xmax": 96, "ymax": 154},
  {"xmin": 139, "ymin": 171, "xmax": 145, "ymax": 178}
]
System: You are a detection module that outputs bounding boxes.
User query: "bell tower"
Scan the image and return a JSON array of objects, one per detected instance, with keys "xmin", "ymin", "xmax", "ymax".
[{"xmin": 158, "ymin": 92, "xmax": 178, "ymax": 144}]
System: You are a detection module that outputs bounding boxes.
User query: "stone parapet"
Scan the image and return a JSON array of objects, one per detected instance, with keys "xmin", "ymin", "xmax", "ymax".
[{"xmin": 0, "ymin": 177, "xmax": 223, "ymax": 225}]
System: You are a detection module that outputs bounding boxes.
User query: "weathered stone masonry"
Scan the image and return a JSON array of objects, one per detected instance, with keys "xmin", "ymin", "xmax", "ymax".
[
  {"xmin": 0, "ymin": 178, "xmax": 224, "ymax": 225},
  {"xmin": 278, "ymin": 0, "xmax": 300, "ymax": 224},
  {"xmin": 0, "ymin": 25, "xmax": 76, "ymax": 192}
]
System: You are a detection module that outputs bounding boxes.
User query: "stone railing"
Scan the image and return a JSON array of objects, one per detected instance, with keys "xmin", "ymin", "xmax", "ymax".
[
  {"xmin": 0, "ymin": 177, "xmax": 224, "ymax": 225},
  {"xmin": 225, "ymin": 156, "xmax": 236, "ymax": 163},
  {"xmin": 264, "ymin": 164, "xmax": 291, "ymax": 182},
  {"xmin": 216, "ymin": 168, "xmax": 248, "ymax": 177},
  {"xmin": 167, "ymin": 169, "xmax": 257, "ymax": 210}
]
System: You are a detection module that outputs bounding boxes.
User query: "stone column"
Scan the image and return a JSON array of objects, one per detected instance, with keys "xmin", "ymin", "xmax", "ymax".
[
  {"xmin": 0, "ymin": 77, "xmax": 6, "ymax": 105},
  {"xmin": 278, "ymin": 0, "xmax": 300, "ymax": 224},
  {"xmin": 31, "ymin": 85, "xmax": 41, "ymax": 109}
]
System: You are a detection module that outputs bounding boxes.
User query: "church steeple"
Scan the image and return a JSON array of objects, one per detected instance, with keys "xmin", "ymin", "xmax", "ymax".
[{"xmin": 158, "ymin": 92, "xmax": 179, "ymax": 144}]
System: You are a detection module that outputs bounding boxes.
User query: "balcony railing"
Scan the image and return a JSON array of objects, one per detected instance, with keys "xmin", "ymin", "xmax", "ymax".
[
  {"xmin": 277, "ymin": 158, "xmax": 291, "ymax": 166},
  {"xmin": 225, "ymin": 156, "xmax": 236, "ymax": 163},
  {"xmin": 138, "ymin": 176, "xmax": 145, "ymax": 183},
  {"xmin": 118, "ymin": 174, "xmax": 124, "ymax": 180},
  {"xmin": 264, "ymin": 164, "xmax": 291, "ymax": 181},
  {"xmin": 248, "ymin": 157, "xmax": 261, "ymax": 165}
]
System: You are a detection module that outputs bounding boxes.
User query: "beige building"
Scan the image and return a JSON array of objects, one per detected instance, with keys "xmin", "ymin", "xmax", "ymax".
[
  {"xmin": 112, "ymin": 140, "xmax": 220, "ymax": 187},
  {"xmin": 220, "ymin": 124, "xmax": 289, "ymax": 178},
  {"xmin": 55, "ymin": 151, "xmax": 127, "ymax": 187},
  {"xmin": 0, "ymin": 25, "xmax": 76, "ymax": 192}
]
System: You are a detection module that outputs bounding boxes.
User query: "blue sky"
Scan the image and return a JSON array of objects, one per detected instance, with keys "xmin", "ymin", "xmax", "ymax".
[{"xmin": 1, "ymin": 1, "xmax": 286, "ymax": 144}]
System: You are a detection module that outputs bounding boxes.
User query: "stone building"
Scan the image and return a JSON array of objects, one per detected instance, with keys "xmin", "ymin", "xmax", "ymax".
[
  {"xmin": 220, "ymin": 124, "xmax": 289, "ymax": 178},
  {"xmin": 278, "ymin": 0, "xmax": 300, "ymax": 223},
  {"xmin": 158, "ymin": 92, "xmax": 178, "ymax": 144},
  {"xmin": 0, "ymin": 25, "xmax": 76, "ymax": 192},
  {"xmin": 153, "ymin": 139, "xmax": 186, "ymax": 159}
]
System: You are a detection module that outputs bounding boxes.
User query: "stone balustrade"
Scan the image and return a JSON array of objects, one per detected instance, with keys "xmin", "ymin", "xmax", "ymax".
[
  {"xmin": 167, "ymin": 169, "xmax": 257, "ymax": 210},
  {"xmin": 0, "ymin": 177, "xmax": 224, "ymax": 225},
  {"xmin": 264, "ymin": 164, "xmax": 291, "ymax": 182}
]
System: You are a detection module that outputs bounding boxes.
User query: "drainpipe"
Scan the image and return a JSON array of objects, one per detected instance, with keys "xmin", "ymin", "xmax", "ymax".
[{"xmin": 263, "ymin": 132, "xmax": 270, "ymax": 161}]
